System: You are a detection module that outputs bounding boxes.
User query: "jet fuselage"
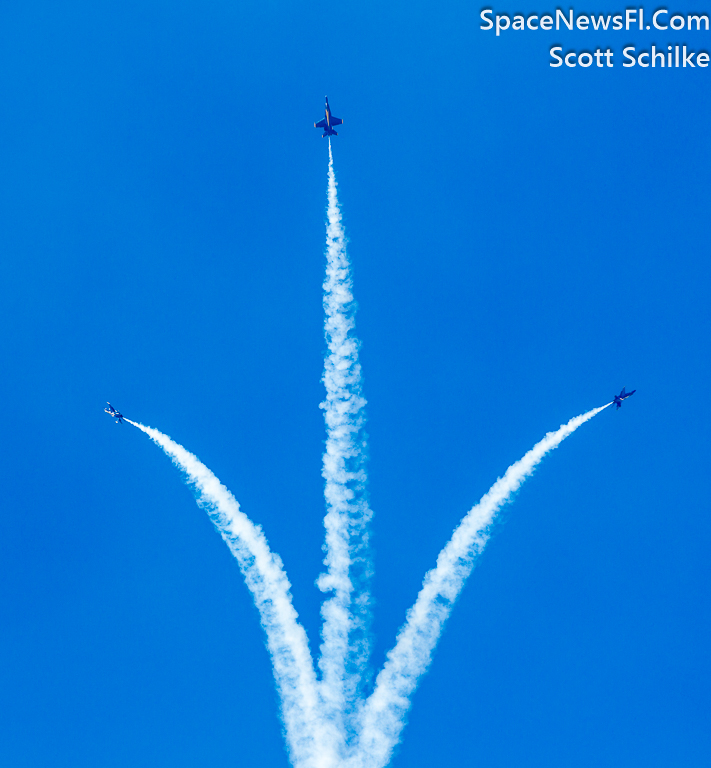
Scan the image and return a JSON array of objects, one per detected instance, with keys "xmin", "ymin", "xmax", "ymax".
[{"xmin": 314, "ymin": 97, "xmax": 343, "ymax": 137}]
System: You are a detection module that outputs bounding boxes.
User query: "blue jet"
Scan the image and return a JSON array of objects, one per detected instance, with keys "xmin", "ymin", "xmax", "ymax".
[
  {"xmin": 314, "ymin": 97, "xmax": 343, "ymax": 137},
  {"xmin": 613, "ymin": 387, "xmax": 636, "ymax": 410},
  {"xmin": 104, "ymin": 402, "xmax": 124, "ymax": 424}
]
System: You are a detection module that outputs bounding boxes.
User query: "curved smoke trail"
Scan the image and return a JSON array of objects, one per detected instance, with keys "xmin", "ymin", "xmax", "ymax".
[
  {"xmin": 125, "ymin": 419, "xmax": 340, "ymax": 768},
  {"xmin": 120, "ymin": 148, "xmax": 612, "ymax": 768},
  {"xmin": 352, "ymin": 404, "xmax": 610, "ymax": 768},
  {"xmin": 317, "ymin": 140, "xmax": 373, "ymax": 737}
]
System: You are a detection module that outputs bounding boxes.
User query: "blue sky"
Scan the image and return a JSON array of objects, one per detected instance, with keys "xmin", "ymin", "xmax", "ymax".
[{"xmin": 0, "ymin": 1, "xmax": 709, "ymax": 766}]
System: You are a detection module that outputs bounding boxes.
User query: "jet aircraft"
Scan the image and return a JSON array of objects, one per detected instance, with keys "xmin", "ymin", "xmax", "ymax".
[
  {"xmin": 613, "ymin": 387, "xmax": 636, "ymax": 410},
  {"xmin": 104, "ymin": 402, "xmax": 124, "ymax": 424},
  {"xmin": 314, "ymin": 97, "xmax": 343, "ymax": 137}
]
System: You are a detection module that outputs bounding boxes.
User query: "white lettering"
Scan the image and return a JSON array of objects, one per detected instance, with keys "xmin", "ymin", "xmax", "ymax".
[
  {"xmin": 688, "ymin": 15, "xmax": 709, "ymax": 31},
  {"xmin": 623, "ymin": 46, "xmax": 636, "ymax": 66},
  {"xmin": 496, "ymin": 14, "xmax": 510, "ymax": 35},
  {"xmin": 591, "ymin": 15, "xmax": 611, "ymax": 30},
  {"xmin": 480, "ymin": 9, "xmax": 494, "ymax": 30},
  {"xmin": 550, "ymin": 46, "xmax": 563, "ymax": 67},
  {"xmin": 653, "ymin": 9, "xmax": 668, "ymax": 30},
  {"xmin": 557, "ymin": 8, "xmax": 574, "ymax": 30}
]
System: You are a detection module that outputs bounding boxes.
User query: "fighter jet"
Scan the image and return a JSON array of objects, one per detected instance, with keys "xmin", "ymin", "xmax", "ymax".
[
  {"xmin": 104, "ymin": 402, "xmax": 124, "ymax": 424},
  {"xmin": 314, "ymin": 97, "xmax": 343, "ymax": 137},
  {"xmin": 613, "ymin": 387, "xmax": 636, "ymax": 410}
]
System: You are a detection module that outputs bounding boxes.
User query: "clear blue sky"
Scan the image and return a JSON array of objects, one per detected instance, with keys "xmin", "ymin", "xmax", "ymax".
[{"xmin": 0, "ymin": 1, "xmax": 709, "ymax": 766}]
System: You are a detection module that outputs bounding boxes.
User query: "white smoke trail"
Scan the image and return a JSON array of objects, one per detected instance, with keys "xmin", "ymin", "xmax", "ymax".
[
  {"xmin": 317, "ymin": 140, "xmax": 373, "ymax": 738},
  {"xmin": 119, "ymin": 149, "xmax": 611, "ymax": 768},
  {"xmin": 125, "ymin": 419, "xmax": 340, "ymax": 768},
  {"xmin": 352, "ymin": 404, "xmax": 611, "ymax": 768}
]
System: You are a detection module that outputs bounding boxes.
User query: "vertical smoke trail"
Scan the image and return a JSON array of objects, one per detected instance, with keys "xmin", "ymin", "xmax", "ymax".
[
  {"xmin": 117, "ymin": 147, "xmax": 613, "ymax": 768},
  {"xmin": 125, "ymin": 420, "xmax": 340, "ymax": 768},
  {"xmin": 353, "ymin": 404, "xmax": 610, "ymax": 768},
  {"xmin": 317, "ymin": 141, "xmax": 373, "ymax": 736}
]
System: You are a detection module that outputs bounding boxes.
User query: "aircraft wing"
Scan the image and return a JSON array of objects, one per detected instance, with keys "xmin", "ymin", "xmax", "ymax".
[
  {"xmin": 330, "ymin": 116, "xmax": 343, "ymax": 126},
  {"xmin": 315, "ymin": 118, "xmax": 327, "ymax": 128}
]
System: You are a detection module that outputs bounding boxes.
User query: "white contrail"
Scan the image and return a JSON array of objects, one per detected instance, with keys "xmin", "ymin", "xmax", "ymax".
[
  {"xmin": 119, "ymin": 149, "xmax": 612, "ymax": 768},
  {"xmin": 352, "ymin": 404, "xmax": 611, "ymax": 768},
  {"xmin": 125, "ymin": 419, "xmax": 341, "ymax": 768},
  {"xmin": 317, "ymin": 140, "xmax": 373, "ymax": 739}
]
